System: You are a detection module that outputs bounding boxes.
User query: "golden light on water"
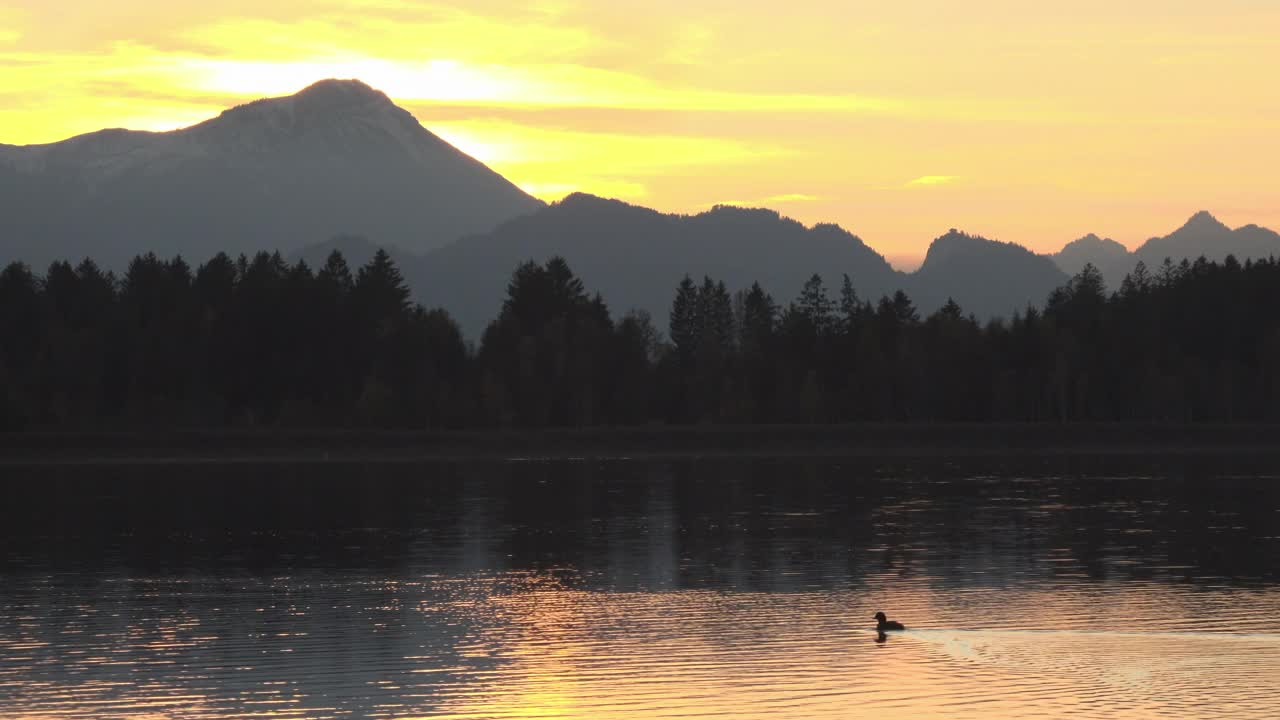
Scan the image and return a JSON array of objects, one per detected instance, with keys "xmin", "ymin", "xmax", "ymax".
[
  {"xmin": 7, "ymin": 581, "xmax": 1280, "ymax": 718},
  {"xmin": 1, "ymin": 0, "xmax": 1278, "ymax": 261},
  {"xmin": 4, "ymin": 471, "xmax": 1280, "ymax": 720},
  {"xmin": 410, "ymin": 583, "xmax": 1280, "ymax": 720}
]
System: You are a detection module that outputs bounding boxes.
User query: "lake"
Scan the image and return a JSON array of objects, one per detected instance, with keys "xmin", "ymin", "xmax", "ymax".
[{"xmin": 2, "ymin": 456, "xmax": 1279, "ymax": 718}]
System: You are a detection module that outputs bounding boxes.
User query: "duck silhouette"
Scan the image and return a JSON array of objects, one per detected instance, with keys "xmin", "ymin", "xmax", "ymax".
[{"xmin": 874, "ymin": 611, "xmax": 905, "ymax": 631}]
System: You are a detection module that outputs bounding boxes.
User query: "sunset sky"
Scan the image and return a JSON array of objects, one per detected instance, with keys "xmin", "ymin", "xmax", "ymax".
[{"xmin": 2, "ymin": 0, "xmax": 1277, "ymax": 266}]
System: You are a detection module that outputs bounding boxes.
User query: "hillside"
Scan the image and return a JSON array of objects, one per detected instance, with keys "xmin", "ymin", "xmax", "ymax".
[{"xmin": 0, "ymin": 79, "xmax": 543, "ymax": 269}]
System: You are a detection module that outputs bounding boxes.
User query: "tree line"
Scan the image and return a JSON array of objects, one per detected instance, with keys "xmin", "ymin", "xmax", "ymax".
[{"xmin": 3, "ymin": 248, "xmax": 1279, "ymax": 430}]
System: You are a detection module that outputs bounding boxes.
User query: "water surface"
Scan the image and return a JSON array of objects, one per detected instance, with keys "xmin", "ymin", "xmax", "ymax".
[{"xmin": 2, "ymin": 457, "xmax": 1279, "ymax": 718}]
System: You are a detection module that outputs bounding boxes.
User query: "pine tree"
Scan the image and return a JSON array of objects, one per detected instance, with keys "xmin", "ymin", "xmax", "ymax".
[
  {"xmin": 354, "ymin": 248, "xmax": 411, "ymax": 331},
  {"xmin": 669, "ymin": 275, "xmax": 698, "ymax": 365},
  {"xmin": 797, "ymin": 274, "xmax": 835, "ymax": 335}
]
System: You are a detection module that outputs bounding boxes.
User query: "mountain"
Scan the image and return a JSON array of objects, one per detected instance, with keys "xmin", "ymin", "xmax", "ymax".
[
  {"xmin": 910, "ymin": 230, "xmax": 1069, "ymax": 319},
  {"xmin": 1048, "ymin": 212, "xmax": 1280, "ymax": 290},
  {"xmin": 400, "ymin": 196, "xmax": 1079, "ymax": 336},
  {"xmin": 8, "ymin": 77, "xmax": 1277, "ymax": 333},
  {"xmin": 1053, "ymin": 233, "xmax": 1134, "ymax": 289},
  {"xmin": 0, "ymin": 79, "xmax": 543, "ymax": 269},
  {"xmin": 412, "ymin": 193, "xmax": 907, "ymax": 336},
  {"xmin": 1135, "ymin": 211, "xmax": 1280, "ymax": 266},
  {"xmin": 291, "ymin": 233, "xmax": 393, "ymax": 271}
]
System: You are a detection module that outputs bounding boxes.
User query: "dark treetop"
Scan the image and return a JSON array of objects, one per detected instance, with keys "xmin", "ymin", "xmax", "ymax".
[{"xmin": 2, "ymin": 249, "xmax": 1279, "ymax": 430}]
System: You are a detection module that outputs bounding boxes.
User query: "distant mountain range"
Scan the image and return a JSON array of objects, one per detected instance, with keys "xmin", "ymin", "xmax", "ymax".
[
  {"xmin": 1052, "ymin": 233, "xmax": 1133, "ymax": 286},
  {"xmin": 1054, "ymin": 211, "xmax": 1280, "ymax": 288},
  {"xmin": 0, "ymin": 79, "xmax": 542, "ymax": 268},
  {"xmin": 318, "ymin": 198, "xmax": 1278, "ymax": 337},
  {"xmin": 3, "ymin": 79, "xmax": 1278, "ymax": 336},
  {"xmin": 287, "ymin": 196, "xmax": 1073, "ymax": 335},
  {"xmin": 418, "ymin": 194, "xmax": 908, "ymax": 335}
]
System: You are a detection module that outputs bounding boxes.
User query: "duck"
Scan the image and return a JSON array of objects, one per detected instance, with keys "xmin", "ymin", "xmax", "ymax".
[{"xmin": 874, "ymin": 611, "xmax": 905, "ymax": 631}]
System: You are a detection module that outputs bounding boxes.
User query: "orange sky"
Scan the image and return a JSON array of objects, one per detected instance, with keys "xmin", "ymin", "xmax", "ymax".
[{"xmin": 1, "ymin": 0, "xmax": 1277, "ymax": 265}]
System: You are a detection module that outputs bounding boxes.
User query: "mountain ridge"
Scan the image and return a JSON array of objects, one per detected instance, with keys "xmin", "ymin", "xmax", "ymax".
[
  {"xmin": 0, "ymin": 78, "xmax": 544, "ymax": 268},
  {"xmin": 910, "ymin": 229, "xmax": 1068, "ymax": 318},
  {"xmin": 1056, "ymin": 211, "xmax": 1280, "ymax": 288},
  {"xmin": 4, "ymin": 79, "xmax": 1279, "ymax": 337},
  {"xmin": 411, "ymin": 192, "xmax": 904, "ymax": 335},
  {"xmin": 326, "ymin": 195, "xmax": 1075, "ymax": 336}
]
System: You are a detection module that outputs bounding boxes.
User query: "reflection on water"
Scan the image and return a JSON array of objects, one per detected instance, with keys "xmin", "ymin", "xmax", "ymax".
[{"xmin": 2, "ymin": 457, "xmax": 1279, "ymax": 718}]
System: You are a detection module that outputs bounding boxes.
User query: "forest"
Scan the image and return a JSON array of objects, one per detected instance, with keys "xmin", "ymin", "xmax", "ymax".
[{"xmin": 2, "ymin": 248, "xmax": 1279, "ymax": 430}]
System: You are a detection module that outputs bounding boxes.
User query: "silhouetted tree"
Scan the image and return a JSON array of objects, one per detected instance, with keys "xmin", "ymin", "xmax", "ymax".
[
  {"xmin": 736, "ymin": 283, "xmax": 779, "ymax": 421},
  {"xmin": 669, "ymin": 275, "xmax": 699, "ymax": 366},
  {"xmin": 6, "ymin": 249, "xmax": 1280, "ymax": 429},
  {"xmin": 477, "ymin": 257, "xmax": 612, "ymax": 426}
]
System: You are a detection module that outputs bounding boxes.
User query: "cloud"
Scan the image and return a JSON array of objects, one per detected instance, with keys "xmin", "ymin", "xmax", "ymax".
[
  {"xmin": 709, "ymin": 193, "xmax": 820, "ymax": 208},
  {"xmin": 182, "ymin": 55, "xmax": 904, "ymax": 113},
  {"xmin": 0, "ymin": 7, "xmax": 25, "ymax": 46},
  {"xmin": 907, "ymin": 175, "xmax": 960, "ymax": 187},
  {"xmin": 522, "ymin": 180, "xmax": 649, "ymax": 201},
  {"xmin": 2, "ymin": 0, "xmax": 1277, "ymax": 257},
  {"xmin": 767, "ymin": 193, "xmax": 820, "ymax": 203},
  {"xmin": 177, "ymin": 7, "xmax": 604, "ymax": 63},
  {"xmin": 426, "ymin": 118, "xmax": 792, "ymax": 203}
]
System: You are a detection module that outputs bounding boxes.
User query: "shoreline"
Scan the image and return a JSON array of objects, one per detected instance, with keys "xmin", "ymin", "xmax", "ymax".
[{"xmin": 4, "ymin": 423, "xmax": 1280, "ymax": 464}]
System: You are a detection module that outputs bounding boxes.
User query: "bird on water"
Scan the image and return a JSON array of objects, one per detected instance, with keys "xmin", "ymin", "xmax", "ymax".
[{"xmin": 874, "ymin": 612, "xmax": 905, "ymax": 631}]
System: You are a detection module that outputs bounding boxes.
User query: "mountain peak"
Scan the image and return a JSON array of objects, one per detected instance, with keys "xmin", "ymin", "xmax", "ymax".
[
  {"xmin": 298, "ymin": 78, "xmax": 379, "ymax": 95},
  {"xmin": 203, "ymin": 78, "xmax": 400, "ymax": 136},
  {"xmin": 929, "ymin": 228, "xmax": 981, "ymax": 248},
  {"xmin": 555, "ymin": 192, "xmax": 612, "ymax": 208},
  {"xmin": 921, "ymin": 228, "xmax": 1055, "ymax": 274},
  {"xmin": 1179, "ymin": 210, "xmax": 1229, "ymax": 233},
  {"xmin": 920, "ymin": 229, "xmax": 986, "ymax": 265},
  {"xmin": 1057, "ymin": 233, "xmax": 1128, "ymax": 256},
  {"xmin": 1134, "ymin": 209, "xmax": 1273, "ymax": 265},
  {"xmin": 292, "ymin": 78, "xmax": 390, "ymax": 108},
  {"xmin": 912, "ymin": 229, "xmax": 1068, "ymax": 319},
  {"xmin": 0, "ymin": 78, "xmax": 543, "ymax": 264},
  {"xmin": 548, "ymin": 192, "xmax": 646, "ymax": 218},
  {"xmin": 1051, "ymin": 233, "xmax": 1131, "ymax": 284}
]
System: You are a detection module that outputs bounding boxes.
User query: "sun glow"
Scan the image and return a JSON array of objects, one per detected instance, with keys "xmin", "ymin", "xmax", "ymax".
[
  {"xmin": 428, "ymin": 119, "xmax": 787, "ymax": 203},
  {"xmin": 908, "ymin": 176, "xmax": 959, "ymax": 188},
  {"xmin": 194, "ymin": 58, "xmax": 524, "ymax": 105}
]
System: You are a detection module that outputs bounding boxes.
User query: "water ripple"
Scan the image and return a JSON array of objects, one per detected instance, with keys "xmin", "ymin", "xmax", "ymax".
[{"xmin": 2, "ymin": 460, "xmax": 1279, "ymax": 718}]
